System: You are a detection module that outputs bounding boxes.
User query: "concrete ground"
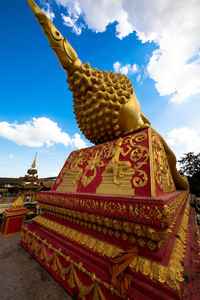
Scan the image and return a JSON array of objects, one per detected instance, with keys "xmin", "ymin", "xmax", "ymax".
[{"xmin": 0, "ymin": 233, "xmax": 72, "ymax": 300}]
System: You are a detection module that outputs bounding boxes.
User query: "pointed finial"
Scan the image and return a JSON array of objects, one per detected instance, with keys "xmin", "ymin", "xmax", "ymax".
[
  {"xmin": 31, "ymin": 152, "xmax": 37, "ymax": 169},
  {"xmin": 26, "ymin": 0, "xmax": 82, "ymax": 75}
]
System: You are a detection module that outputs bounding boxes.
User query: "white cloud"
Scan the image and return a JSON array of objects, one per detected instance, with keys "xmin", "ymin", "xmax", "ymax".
[
  {"xmin": 42, "ymin": 3, "xmax": 55, "ymax": 21},
  {"xmin": 71, "ymin": 133, "xmax": 88, "ymax": 149},
  {"xmin": 55, "ymin": 0, "xmax": 133, "ymax": 39},
  {"xmin": 167, "ymin": 127, "xmax": 200, "ymax": 157},
  {"xmin": 113, "ymin": 61, "xmax": 138, "ymax": 75},
  {"xmin": 61, "ymin": 13, "xmax": 82, "ymax": 35},
  {"xmin": 9, "ymin": 154, "xmax": 14, "ymax": 159},
  {"xmin": 136, "ymin": 74, "xmax": 141, "ymax": 83},
  {"xmin": 54, "ymin": 0, "xmax": 200, "ymax": 103},
  {"xmin": 0, "ymin": 117, "xmax": 87, "ymax": 149}
]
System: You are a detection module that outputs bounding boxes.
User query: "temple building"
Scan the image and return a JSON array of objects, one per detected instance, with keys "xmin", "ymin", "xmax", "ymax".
[
  {"xmin": 17, "ymin": 153, "xmax": 41, "ymax": 204},
  {"xmin": 0, "ymin": 154, "xmax": 55, "ymax": 206}
]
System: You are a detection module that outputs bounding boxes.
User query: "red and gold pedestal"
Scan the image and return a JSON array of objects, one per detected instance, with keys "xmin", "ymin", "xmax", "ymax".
[
  {"xmin": 1, "ymin": 208, "xmax": 28, "ymax": 236},
  {"xmin": 21, "ymin": 128, "xmax": 200, "ymax": 299}
]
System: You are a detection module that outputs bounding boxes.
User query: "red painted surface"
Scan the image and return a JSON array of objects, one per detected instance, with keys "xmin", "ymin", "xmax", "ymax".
[
  {"xmin": 51, "ymin": 129, "xmax": 175, "ymax": 198},
  {"xmin": 1, "ymin": 208, "xmax": 28, "ymax": 236}
]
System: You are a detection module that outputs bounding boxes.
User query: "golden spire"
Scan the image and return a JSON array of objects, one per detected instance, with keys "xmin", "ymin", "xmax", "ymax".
[
  {"xmin": 31, "ymin": 152, "xmax": 37, "ymax": 169},
  {"xmin": 26, "ymin": 0, "xmax": 82, "ymax": 75}
]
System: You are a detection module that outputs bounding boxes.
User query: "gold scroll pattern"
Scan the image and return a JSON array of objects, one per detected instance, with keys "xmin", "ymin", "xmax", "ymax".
[
  {"xmin": 129, "ymin": 191, "xmax": 187, "ymax": 224},
  {"xmin": 152, "ymin": 131, "xmax": 175, "ymax": 193},
  {"xmin": 56, "ymin": 149, "xmax": 95, "ymax": 191},
  {"xmin": 21, "ymin": 227, "xmax": 119, "ymax": 299},
  {"xmin": 38, "ymin": 190, "xmax": 187, "ymax": 224},
  {"xmin": 126, "ymin": 133, "xmax": 149, "ymax": 187},
  {"xmin": 56, "ymin": 132, "xmax": 149, "ymax": 194}
]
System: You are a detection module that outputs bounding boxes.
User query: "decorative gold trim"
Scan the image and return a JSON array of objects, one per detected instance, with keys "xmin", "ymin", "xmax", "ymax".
[
  {"xmin": 33, "ymin": 215, "xmax": 122, "ymax": 258},
  {"xmin": 152, "ymin": 130, "xmax": 175, "ymax": 193},
  {"xmin": 130, "ymin": 196, "xmax": 190, "ymax": 294},
  {"xmin": 39, "ymin": 203, "xmax": 167, "ymax": 243},
  {"xmin": 3, "ymin": 210, "xmax": 28, "ymax": 217},
  {"xmin": 38, "ymin": 191, "xmax": 187, "ymax": 250},
  {"xmin": 21, "ymin": 225, "xmax": 119, "ymax": 298},
  {"xmin": 38, "ymin": 190, "xmax": 187, "ymax": 223},
  {"xmin": 148, "ymin": 127, "xmax": 156, "ymax": 197},
  {"xmin": 23, "ymin": 194, "xmax": 189, "ymax": 295}
]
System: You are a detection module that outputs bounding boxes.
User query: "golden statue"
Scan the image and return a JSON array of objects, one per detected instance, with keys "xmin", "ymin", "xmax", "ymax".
[
  {"xmin": 105, "ymin": 138, "xmax": 131, "ymax": 185},
  {"xmin": 26, "ymin": 0, "xmax": 188, "ymax": 191}
]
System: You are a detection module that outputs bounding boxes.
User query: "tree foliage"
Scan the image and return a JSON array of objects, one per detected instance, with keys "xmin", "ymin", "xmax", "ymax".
[
  {"xmin": 178, "ymin": 152, "xmax": 200, "ymax": 196},
  {"xmin": 178, "ymin": 152, "xmax": 200, "ymax": 177}
]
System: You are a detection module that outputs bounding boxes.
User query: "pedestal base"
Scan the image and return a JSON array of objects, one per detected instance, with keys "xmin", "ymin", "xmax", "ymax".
[
  {"xmin": 20, "ymin": 193, "xmax": 200, "ymax": 299},
  {"xmin": 19, "ymin": 129, "xmax": 197, "ymax": 298},
  {"xmin": 1, "ymin": 208, "xmax": 28, "ymax": 236}
]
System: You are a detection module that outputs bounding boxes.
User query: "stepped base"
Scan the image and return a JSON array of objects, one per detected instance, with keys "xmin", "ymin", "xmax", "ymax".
[{"xmin": 20, "ymin": 192, "xmax": 200, "ymax": 299}]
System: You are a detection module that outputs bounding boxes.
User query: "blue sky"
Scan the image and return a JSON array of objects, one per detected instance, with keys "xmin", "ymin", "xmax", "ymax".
[{"xmin": 1, "ymin": 0, "xmax": 200, "ymax": 178}]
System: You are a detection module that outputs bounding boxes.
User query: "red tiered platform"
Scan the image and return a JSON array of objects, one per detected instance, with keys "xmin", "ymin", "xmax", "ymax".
[{"xmin": 21, "ymin": 128, "xmax": 200, "ymax": 299}]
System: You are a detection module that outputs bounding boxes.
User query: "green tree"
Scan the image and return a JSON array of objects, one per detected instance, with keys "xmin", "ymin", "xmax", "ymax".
[
  {"xmin": 178, "ymin": 152, "xmax": 200, "ymax": 196},
  {"xmin": 178, "ymin": 152, "xmax": 200, "ymax": 176}
]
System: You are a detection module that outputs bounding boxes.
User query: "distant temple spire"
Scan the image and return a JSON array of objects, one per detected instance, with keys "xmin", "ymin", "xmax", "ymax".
[{"xmin": 31, "ymin": 152, "xmax": 37, "ymax": 169}]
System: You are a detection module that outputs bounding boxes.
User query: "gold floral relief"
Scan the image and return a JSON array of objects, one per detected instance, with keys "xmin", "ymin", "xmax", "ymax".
[
  {"xmin": 81, "ymin": 149, "xmax": 105, "ymax": 187},
  {"xmin": 56, "ymin": 148, "xmax": 94, "ymax": 191},
  {"xmin": 97, "ymin": 133, "xmax": 149, "ymax": 195},
  {"xmin": 152, "ymin": 132, "xmax": 175, "ymax": 193},
  {"xmin": 56, "ymin": 132, "xmax": 149, "ymax": 195}
]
